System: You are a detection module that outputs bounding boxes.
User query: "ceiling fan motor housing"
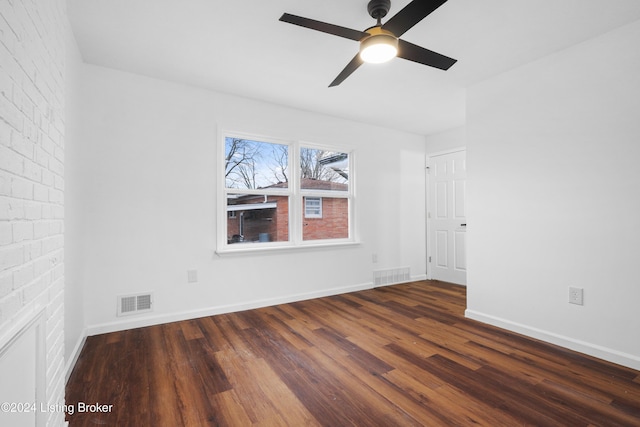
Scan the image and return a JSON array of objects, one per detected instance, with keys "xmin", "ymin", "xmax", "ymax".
[{"xmin": 367, "ymin": 0, "xmax": 391, "ymax": 20}]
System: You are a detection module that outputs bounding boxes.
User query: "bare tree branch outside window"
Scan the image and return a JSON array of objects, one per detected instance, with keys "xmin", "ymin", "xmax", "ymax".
[
  {"xmin": 225, "ymin": 138, "xmax": 289, "ymax": 189},
  {"xmin": 300, "ymin": 148, "xmax": 348, "ymax": 184},
  {"xmin": 225, "ymin": 138, "xmax": 347, "ymax": 190}
]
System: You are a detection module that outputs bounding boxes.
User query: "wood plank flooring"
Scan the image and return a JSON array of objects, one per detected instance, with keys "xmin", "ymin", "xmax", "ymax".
[{"xmin": 66, "ymin": 281, "xmax": 640, "ymax": 426}]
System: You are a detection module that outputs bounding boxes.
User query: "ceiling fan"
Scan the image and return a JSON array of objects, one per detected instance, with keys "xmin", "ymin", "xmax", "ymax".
[{"xmin": 279, "ymin": 0, "xmax": 457, "ymax": 87}]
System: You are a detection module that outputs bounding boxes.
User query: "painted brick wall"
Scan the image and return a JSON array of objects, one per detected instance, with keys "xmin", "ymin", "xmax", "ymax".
[{"xmin": 1, "ymin": 0, "xmax": 67, "ymax": 425}]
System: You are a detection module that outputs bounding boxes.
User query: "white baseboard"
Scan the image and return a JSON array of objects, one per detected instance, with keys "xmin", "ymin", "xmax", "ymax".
[
  {"xmin": 465, "ymin": 309, "xmax": 640, "ymax": 371},
  {"xmin": 65, "ymin": 329, "xmax": 87, "ymax": 384},
  {"xmin": 86, "ymin": 282, "xmax": 374, "ymax": 337}
]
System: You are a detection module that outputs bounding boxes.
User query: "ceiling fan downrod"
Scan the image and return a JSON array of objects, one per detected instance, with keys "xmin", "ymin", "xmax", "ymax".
[{"xmin": 367, "ymin": 0, "xmax": 391, "ymax": 25}]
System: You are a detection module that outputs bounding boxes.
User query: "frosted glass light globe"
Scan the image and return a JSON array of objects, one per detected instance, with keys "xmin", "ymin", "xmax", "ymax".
[{"xmin": 359, "ymin": 30, "xmax": 398, "ymax": 64}]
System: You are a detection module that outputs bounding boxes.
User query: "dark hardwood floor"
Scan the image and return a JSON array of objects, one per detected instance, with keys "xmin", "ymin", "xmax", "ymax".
[{"xmin": 66, "ymin": 281, "xmax": 640, "ymax": 426}]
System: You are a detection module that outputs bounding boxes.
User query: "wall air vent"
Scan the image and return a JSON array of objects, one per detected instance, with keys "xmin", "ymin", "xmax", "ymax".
[
  {"xmin": 373, "ymin": 267, "xmax": 411, "ymax": 287},
  {"xmin": 117, "ymin": 293, "xmax": 153, "ymax": 316}
]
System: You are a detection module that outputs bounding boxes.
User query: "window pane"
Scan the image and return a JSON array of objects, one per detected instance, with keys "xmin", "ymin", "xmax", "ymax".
[
  {"xmin": 225, "ymin": 138, "xmax": 289, "ymax": 189},
  {"xmin": 300, "ymin": 148, "xmax": 348, "ymax": 191},
  {"xmin": 227, "ymin": 193, "xmax": 289, "ymax": 243},
  {"xmin": 304, "ymin": 197, "xmax": 322, "ymax": 218},
  {"xmin": 302, "ymin": 197, "xmax": 349, "ymax": 241}
]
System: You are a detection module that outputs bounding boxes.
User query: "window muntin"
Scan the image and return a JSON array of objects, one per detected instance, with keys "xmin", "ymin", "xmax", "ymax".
[{"xmin": 219, "ymin": 133, "xmax": 354, "ymax": 252}]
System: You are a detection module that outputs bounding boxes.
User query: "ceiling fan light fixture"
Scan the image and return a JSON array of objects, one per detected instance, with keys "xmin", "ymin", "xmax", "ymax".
[
  {"xmin": 279, "ymin": 0, "xmax": 457, "ymax": 86},
  {"xmin": 359, "ymin": 29, "xmax": 398, "ymax": 64}
]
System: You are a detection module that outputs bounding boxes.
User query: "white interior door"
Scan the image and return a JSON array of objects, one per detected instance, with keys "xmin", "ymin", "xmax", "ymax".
[{"xmin": 428, "ymin": 150, "xmax": 467, "ymax": 285}]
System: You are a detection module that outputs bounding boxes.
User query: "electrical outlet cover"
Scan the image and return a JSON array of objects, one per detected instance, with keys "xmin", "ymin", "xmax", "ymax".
[
  {"xmin": 187, "ymin": 269, "xmax": 198, "ymax": 283},
  {"xmin": 569, "ymin": 287, "xmax": 584, "ymax": 305}
]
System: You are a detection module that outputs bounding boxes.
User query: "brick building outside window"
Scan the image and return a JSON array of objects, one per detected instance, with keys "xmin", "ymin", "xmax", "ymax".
[{"xmin": 227, "ymin": 178, "xmax": 348, "ymax": 243}]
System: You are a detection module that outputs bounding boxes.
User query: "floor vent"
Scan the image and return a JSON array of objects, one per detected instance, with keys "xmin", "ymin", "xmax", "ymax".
[
  {"xmin": 373, "ymin": 267, "xmax": 411, "ymax": 287},
  {"xmin": 117, "ymin": 293, "xmax": 153, "ymax": 316}
]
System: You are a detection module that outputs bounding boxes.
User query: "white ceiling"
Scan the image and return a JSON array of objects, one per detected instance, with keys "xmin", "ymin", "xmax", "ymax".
[{"xmin": 68, "ymin": 0, "xmax": 640, "ymax": 136}]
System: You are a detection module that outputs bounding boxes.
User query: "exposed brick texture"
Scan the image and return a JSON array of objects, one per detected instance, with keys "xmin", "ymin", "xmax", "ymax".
[
  {"xmin": 1, "ymin": 0, "xmax": 67, "ymax": 425},
  {"xmin": 302, "ymin": 197, "xmax": 348, "ymax": 241},
  {"xmin": 227, "ymin": 195, "xmax": 290, "ymax": 243}
]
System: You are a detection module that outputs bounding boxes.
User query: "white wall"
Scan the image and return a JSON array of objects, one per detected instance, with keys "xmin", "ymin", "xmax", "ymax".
[
  {"xmin": 425, "ymin": 126, "xmax": 466, "ymax": 154},
  {"xmin": 72, "ymin": 64, "xmax": 427, "ymax": 334},
  {"xmin": 63, "ymin": 12, "xmax": 85, "ymax": 380},
  {"xmin": 466, "ymin": 19, "xmax": 640, "ymax": 369},
  {"xmin": 0, "ymin": 0, "xmax": 70, "ymax": 425}
]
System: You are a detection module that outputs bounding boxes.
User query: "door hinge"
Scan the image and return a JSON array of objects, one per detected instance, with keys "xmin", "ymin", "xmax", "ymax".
[{"xmin": 428, "ymin": 256, "xmax": 431, "ymax": 263}]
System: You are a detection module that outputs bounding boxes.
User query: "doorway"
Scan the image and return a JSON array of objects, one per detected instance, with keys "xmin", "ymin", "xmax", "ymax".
[{"xmin": 427, "ymin": 149, "xmax": 467, "ymax": 285}]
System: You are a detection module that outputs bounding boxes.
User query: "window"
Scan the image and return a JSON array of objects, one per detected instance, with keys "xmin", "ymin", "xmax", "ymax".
[
  {"xmin": 304, "ymin": 197, "xmax": 322, "ymax": 218},
  {"xmin": 219, "ymin": 133, "xmax": 354, "ymax": 251}
]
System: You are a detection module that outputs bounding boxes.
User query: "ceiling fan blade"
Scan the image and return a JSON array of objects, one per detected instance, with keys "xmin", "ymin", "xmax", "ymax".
[
  {"xmin": 280, "ymin": 13, "xmax": 368, "ymax": 41},
  {"xmin": 382, "ymin": 0, "xmax": 448, "ymax": 37},
  {"xmin": 329, "ymin": 54, "xmax": 364, "ymax": 87},
  {"xmin": 397, "ymin": 39, "xmax": 456, "ymax": 70}
]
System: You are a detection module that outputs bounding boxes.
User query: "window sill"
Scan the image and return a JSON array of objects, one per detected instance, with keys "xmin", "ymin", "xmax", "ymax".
[{"xmin": 215, "ymin": 240, "xmax": 360, "ymax": 257}]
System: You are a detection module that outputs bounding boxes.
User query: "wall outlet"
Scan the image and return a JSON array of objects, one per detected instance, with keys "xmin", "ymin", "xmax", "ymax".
[{"xmin": 569, "ymin": 287, "xmax": 584, "ymax": 305}]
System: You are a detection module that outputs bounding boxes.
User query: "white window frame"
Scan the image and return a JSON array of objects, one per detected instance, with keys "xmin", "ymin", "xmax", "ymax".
[{"xmin": 217, "ymin": 130, "xmax": 356, "ymax": 254}]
